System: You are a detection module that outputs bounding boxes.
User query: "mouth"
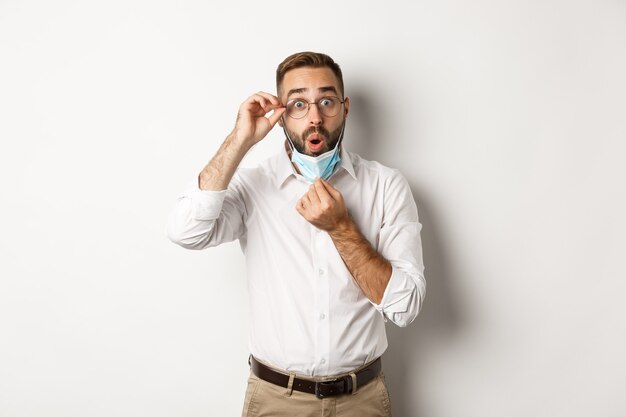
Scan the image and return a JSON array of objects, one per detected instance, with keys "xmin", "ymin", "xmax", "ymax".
[{"xmin": 307, "ymin": 133, "xmax": 326, "ymax": 153}]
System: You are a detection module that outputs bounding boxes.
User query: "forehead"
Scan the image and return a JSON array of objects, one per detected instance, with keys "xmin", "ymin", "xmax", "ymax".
[{"xmin": 280, "ymin": 66, "xmax": 340, "ymax": 99}]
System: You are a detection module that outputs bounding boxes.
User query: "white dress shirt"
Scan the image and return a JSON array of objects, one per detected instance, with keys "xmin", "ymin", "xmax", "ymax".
[{"xmin": 167, "ymin": 147, "xmax": 426, "ymax": 376}]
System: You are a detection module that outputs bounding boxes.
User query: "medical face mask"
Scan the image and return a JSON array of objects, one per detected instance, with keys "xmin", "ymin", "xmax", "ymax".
[
  {"xmin": 291, "ymin": 139, "xmax": 341, "ymax": 182},
  {"xmin": 282, "ymin": 119, "xmax": 346, "ymax": 183}
]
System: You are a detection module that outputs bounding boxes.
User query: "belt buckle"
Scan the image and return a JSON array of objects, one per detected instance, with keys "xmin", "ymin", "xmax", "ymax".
[{"xmin": 315, "ymin": 379, "xmax": 344, "ymax": 399}]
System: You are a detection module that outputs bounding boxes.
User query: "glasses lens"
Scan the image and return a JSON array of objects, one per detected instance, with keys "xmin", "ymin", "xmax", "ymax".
[
  {"xmin": 286, "ymin": 99, "xmax": 308, "ymax": 119},
  {"xmin": 285, "ymin": 96, "xmax": 343, "ymax": 119},
  {"xmin": 318, "ymin": 97, "xmax": 340, "ymax": 117}
]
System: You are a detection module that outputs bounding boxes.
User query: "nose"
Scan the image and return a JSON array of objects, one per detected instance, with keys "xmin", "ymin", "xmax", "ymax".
[{"xmin": 308, "ymin": 103, "xmax": 323, "ymax": 126}]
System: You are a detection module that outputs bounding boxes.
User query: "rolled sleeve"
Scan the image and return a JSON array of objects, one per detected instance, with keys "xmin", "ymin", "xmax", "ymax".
[
  {"xmin": 371, "ymin": 169, "xmax": 427, "ymax": 327},
  {"xmin": 373, "ymin": 267, "xmax": 426, "ymax": 327},
  {"xmin": 191, "ymin": 189, "xmax": 227, "ymax": 220},
  {"xmin": 167, "ymin": 177, "xmax": 246, "ymax": 250}
]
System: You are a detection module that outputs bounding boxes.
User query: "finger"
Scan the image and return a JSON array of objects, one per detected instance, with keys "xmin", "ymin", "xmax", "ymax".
[
  {"xmin": 259, "ymin": 101, "xmax": 283, "ymax": 116},
  {"xmin": 320, "ymin": 178, "xmax": 341, "ymax": 200},
  {"xmin": 267, "ymin": 107, "xmax": 286, "ymax": 126},
  {"xmin": 296, "ymin": 198, "xmax": 305, "ymax": 214},
  {"xmin": 307, "ymin": 184, "xmax": 322, "ymax": 206},
  {"xmin": 250, "ymin": 94, "xmax": 274, "ymax": 112},
  {"xmin": 298, "ymin": 194, "xmax": 311, "ymax": 211},
  {"xmin": 303, "ymin": 192, "xmax": 315, "ymax": 208},
  {"xmin": 247, "ymin": 94, "xmax": 280, "ymax": 113},
  {"xmin": 243, "ymin": 93, "xmax": 283, "ymax": 119},
  {"xmin": 241, "ymin": 95, "xmax": 267, "ymax": 115},
  {"xmin": 256, "ymin": 91, "xmax": 281, "ymax": 106},
  {"xmin": 314, "ymin": 178, "xmax": 334, "ymax": 204}
]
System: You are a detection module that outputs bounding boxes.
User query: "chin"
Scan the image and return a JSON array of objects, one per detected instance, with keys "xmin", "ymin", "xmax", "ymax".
[{"xmin": 308, "ymin": 146, "xmax": 329, "ymax": 157}]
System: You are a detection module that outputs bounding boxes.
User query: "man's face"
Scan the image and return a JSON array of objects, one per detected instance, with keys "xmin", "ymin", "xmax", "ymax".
[{"xmin": 278, "ymin": 67, "xmax": 350, "ymax": 156}]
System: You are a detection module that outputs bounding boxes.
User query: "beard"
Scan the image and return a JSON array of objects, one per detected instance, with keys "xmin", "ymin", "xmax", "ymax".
[{"xmin": 286, "ymin": 122, "xmax": 345, "ymax": 156}]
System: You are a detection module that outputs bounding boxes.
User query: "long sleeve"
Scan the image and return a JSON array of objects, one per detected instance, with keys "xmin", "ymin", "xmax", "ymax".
[
  {"xmin": 167, "ymin": 176, "xmax": 247, "ymax": 250},
  {"xmin": 372, "ymin": 170, "xmax": 426, "ymax": 327},
  {"xmin": 166, "ymin": 151, "xmax": 425, "ymax": 374}
]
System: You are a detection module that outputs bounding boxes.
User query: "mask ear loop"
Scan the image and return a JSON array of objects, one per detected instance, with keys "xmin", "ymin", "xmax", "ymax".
[
  {"xmin": 281, "ymin": 115, "xmax": 298, "ymax": 153},
  {"xmin": 335, "ymin": 120, "xmax": 346, "ymax": 149}
]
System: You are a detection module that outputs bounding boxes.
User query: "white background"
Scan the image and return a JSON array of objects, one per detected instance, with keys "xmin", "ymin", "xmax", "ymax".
[{"xmin": 1, "ymin": 0, "xmax": 625, "ymax": 416}]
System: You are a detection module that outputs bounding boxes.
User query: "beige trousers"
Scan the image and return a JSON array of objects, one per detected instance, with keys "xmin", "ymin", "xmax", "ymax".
[{"xmin": 240, "ymin": 368, "xmax": 393, "ymax": 417}]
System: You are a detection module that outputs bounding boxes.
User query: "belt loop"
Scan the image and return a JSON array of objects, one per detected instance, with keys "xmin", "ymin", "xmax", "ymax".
[
  {"xmin": 285, "ymin": 373, "xmax": 295, "ymax": 396},
  {"xmin": 349, "ymin": 372, "xmax": 358, "ymax": 394}
]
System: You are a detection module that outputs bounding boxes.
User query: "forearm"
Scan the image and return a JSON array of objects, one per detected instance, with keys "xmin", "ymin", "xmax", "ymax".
[
  {"xmin": 329, "ymin": 218, "xmax": 392, "ymax": 304},
  {"xmin": 198, "ymin": 131, "xmax": 251, "ymax": 191}
]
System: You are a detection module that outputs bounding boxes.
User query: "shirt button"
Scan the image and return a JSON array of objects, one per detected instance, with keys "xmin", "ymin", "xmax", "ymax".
[
  {"xmin": 320, "ymin": 358, "xmax": 326, "ymax": 364},
  {"xmin": 318, "ymin": 269, "xmax": 325, "ymax": 276},
  {"xmin": 319, "ymin": 313, "xmax": 325, "ymax": 320}
]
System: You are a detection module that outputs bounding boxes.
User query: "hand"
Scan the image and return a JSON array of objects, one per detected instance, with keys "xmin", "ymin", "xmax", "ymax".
[
  {"xmin": 296, "ymin": 178, "xmax": 350, "ymax": 231},
  {"xmin": 233, "ymin": 92, "xmax": 286, "ymax": 148}
]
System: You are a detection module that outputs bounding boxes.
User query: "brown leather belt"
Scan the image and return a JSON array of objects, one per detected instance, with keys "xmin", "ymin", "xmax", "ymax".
[{"xmin": 249, "ymin": 355, "xmax": 382, "ymax": 399}]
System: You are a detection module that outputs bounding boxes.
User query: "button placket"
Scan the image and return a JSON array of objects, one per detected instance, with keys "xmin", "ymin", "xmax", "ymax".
[{"xmin": 313, "ymin": 225, "xmax": 330, "ymax": 373}]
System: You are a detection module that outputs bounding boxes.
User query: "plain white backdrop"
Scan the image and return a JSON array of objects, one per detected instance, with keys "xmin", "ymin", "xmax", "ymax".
[{"xmin": 1, "ymin": 0, "xmax": 625, "ymax": 416}]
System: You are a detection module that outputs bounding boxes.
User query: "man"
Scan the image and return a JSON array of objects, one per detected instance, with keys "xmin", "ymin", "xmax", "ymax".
[{"xmin": 167, "ymin": 52, "xmax": 426, "ymax": 417}]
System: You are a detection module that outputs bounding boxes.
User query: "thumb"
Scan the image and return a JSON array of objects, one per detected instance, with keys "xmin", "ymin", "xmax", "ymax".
[{"xmin": 320, "ymin": 178, "xmax": 341, "ymax": 200}]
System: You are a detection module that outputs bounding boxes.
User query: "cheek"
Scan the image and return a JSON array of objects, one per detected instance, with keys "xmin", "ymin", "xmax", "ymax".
[{"xmin": 289, "ymin": 122, "xmax": 307, "ymax": 136}]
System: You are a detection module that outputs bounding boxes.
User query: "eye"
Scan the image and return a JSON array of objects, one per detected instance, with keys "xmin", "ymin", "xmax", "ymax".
[
  {"xmin": 320, "ymin": 98, "xmax": 334, "ymax": 107},
  {"xmin": 293, "ymin": 100, "xmax": 305, "ymax": 109}
]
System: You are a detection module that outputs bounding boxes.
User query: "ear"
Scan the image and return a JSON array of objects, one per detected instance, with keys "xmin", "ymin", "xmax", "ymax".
[
  {"xmin": 278, "ymin": 115, "xmax": 284, "ymax": 127},
  {"xmin": 343, "ymin": 96, "xmax": 350, "ymax": 119}
]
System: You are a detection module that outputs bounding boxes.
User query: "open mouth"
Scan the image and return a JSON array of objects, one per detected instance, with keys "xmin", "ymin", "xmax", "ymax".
[{"xmin": 307, "ymin": 134, "xmax": 326, "ymax": 152}]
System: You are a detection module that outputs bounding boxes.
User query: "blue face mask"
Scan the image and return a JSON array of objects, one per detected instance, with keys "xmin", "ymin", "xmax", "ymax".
[
  {"xmin": 282, "ymin": 118, "xmax": 346, "ymax": 183},
  {"xmin": 290, "ymin": 139, "xmax": 341, "ymax": 182}
]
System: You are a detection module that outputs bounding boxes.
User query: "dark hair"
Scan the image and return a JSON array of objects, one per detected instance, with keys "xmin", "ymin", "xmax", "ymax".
[{"xmin": 276, "ymin": 51, "xmax": 344, "ymax": 99}]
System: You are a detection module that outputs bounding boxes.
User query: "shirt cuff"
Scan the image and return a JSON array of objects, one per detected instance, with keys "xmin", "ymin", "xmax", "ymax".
[
  {"xmin": 372, "ymin": 267, "xmax": 414, "ymax": 319},
  {"xmin": 192, "ymin": 190, "xmax": 227, "ymax": 220},
  {"xmin": 180, "ymin": 178, "xmax": 228, "ymax": 221}
]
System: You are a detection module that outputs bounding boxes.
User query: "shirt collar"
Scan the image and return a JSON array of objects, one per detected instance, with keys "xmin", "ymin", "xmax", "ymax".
[{"xmin": 275, "ymin": 140, "xmax": 357, "ymax": 188}]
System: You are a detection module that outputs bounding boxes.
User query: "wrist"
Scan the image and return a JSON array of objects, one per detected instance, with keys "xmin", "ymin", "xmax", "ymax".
[
  {"xmin": 329, "ymin": 214, "xmax": 353, "ymax": 237},
  {"xmin": 227, "ymin": 129, "xmax": 254, "ymax": 152}
]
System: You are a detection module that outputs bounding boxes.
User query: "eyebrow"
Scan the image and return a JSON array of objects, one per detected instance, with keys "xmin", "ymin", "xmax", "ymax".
[{"xmin": 286, "ymin": 86, "xmax": 338, "ymax": 100}]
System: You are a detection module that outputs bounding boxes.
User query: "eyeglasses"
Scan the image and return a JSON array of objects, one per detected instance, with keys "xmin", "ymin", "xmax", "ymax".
[{"xmin": 285, "ymin": 96, "xmax": 345, "ymax": 119}]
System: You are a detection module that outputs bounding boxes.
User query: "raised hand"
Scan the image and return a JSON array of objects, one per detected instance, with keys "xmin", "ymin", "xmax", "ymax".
[
  {"xmin": 234, "ymin": 91, "xmax": 286, "ymax": 147},
  {"xmin": 198, "ymin": 92, "xmax": 284, "ymax": 191}
]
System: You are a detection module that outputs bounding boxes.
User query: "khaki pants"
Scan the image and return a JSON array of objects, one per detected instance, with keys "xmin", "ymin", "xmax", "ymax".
[{"xmin": 240, "ymin": 369, "xmax": 393, "ymax": 417}]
